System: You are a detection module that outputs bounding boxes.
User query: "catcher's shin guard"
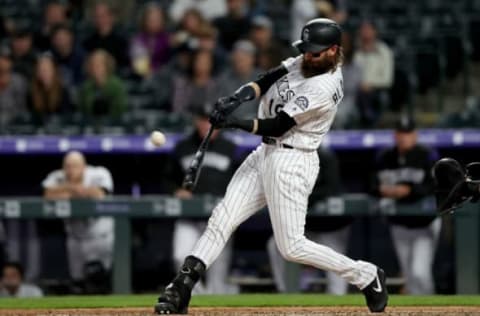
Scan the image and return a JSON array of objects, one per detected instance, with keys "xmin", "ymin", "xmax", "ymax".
[{"xmin": 154, "ymin": 256, "xmax": 206, "ymax": 314}]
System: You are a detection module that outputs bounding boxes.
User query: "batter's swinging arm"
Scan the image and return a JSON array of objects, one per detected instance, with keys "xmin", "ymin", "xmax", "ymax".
[{"xmin": 182, "ymin": 81, "xmax": 264, "ymax": 190}]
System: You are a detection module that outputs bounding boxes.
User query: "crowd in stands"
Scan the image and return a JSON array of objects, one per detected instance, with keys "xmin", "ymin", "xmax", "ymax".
[{"xmin": 1, "ymin": 0, "xmax": 477, "ymax": 134}]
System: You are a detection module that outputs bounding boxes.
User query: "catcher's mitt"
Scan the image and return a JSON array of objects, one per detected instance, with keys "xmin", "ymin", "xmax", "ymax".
[{"xmin": 432, "ymin": 158, "xmax": 480, "ymax": 214}]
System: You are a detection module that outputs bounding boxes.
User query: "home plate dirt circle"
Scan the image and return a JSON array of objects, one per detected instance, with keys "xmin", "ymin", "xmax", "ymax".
[{"xmin": 1, "ymin": 307, "xmax": 480, "ymax": 316}]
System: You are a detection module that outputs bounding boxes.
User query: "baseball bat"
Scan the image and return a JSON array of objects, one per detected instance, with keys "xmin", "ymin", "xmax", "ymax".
[{"xmin": 182, "ymin": 125, "xmax": 215, "ymax": 191}]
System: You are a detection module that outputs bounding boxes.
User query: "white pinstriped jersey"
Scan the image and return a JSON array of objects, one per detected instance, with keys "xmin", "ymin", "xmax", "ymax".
[{"xmin": 258, "ymin": 55, "xmax": 344, "ymax": 150}]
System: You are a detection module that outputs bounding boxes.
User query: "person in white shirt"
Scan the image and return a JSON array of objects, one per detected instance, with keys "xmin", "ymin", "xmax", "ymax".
[
  {"xmin": 0, "ymin": 262, "xmax": 43, "ymax": 297},
  {"xmin": 42, "ymin": 151, "xmax": 114, "ymax": 288},
  {"xmin": 169, "ymin": 0, "xmax": 227, "ymax": 22},
  {"xmin": 353, "ymin": 20, "xmax": 394, "ymax": 127}
]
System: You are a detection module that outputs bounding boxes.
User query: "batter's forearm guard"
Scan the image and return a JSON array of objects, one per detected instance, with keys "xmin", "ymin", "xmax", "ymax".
[{"xmin": 254, "ymin": 65, "xmax": 288, "ymax": 95}]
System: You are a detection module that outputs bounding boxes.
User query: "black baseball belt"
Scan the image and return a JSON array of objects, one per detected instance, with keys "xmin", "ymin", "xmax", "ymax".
[{"xmin": 262, "ymin": 136, "xmax": 294, "ymax": 149}]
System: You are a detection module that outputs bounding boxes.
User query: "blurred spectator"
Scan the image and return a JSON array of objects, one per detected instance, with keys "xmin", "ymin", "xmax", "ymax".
[
  {"xmin": 195, "ymin": 23, "xmax": 227, "ymax": 72},
  {"xmin": 130, "ymin": 2, "xmax": 170, "ymax": 78},
  {"xmin": 291, "ymin": 0, "xmax": 317, "ymax": 45},
  {"xmin": 149, "ymin": 43, "xmax": 194, "ymax": 111},
  {"xmin": 291, "ymin": 0, "xmax": 348, "ymax": 45},
  {"xmin": 318, "ymin": 0, "xmax": 348, "ymax": 23},
  {"xmin": 268, "ymin": 147, "xmax": 351, "ymax": 294},
  {"xmin": 0, "ymin": 53, "xmax": 28, "ymax": 129},
  {"xmin": 43, "ymin": 151, "xmax": 114, "ymax": 293},
  {"xmin": 79, "ymin": 50, "xmax": 127, "ymax": 120},
  {"xmin": 171, "ymin": 10, "xmax": 228, "ymax": 73},
  {"xmin": 371, "ymin": 117, "xmax": 440, "ymax": 294},
  {"xmin": 333, "ymin": 32, "xmax": 362, "ymax": 129},
  {"xmin": 83, "ymin": 2, "xmax": 129, "ymax": 68},
  {"xmin": 0, "ymin": 262, "xmax": 43, "ymax": 297},
  {"xmin": 35, "ymin": 1, "xmax": 69, "ymax": 51},
  {"xmin": 10, "ymin": 28, "xmax": 37, "ymax": 80},
  {"xmin": 28, "ymin": 54, "xmax": 72, "ymax": 124},
  {"xmin": 170, "ymin": 9, "xmax": 204, "ymax": 55},
  {"xmin": 250, "ymin": 16, "xmax": 290, "ymax": 70},
  {"xmin": 50, "ymin": 24, "xmax": 86, "ymax": 87},
  {"xmin": 213, "ymin": 0, "xmax": 251, "ymax": 51},
  {"xmin": 169, "ymin": 0, "xmax": 227, "ymax": 22},
  {"xmin": 172, "ymin": 49, "xmax": 219, "ymax": 113},
  {"xmin": 177, "ymin": 8, "xmax": 206, "ymax": 39},
  {"xmin": 438, "ymin": 97, "xmax": 480, "ymax": 128},
  {"xmin": 163, "ymin": 105, "xmax": 238, "ymax": 294},
  {"xmin": 82, "ymin": 0, "xmax": 136, "ymax": 25},
  {"xmin": 218, "ymin": 40, "xmax": 260, "ymax": 120},
  {"xmin": 354, "ymin": 21, "xmax": 394, "ymax": 127}
]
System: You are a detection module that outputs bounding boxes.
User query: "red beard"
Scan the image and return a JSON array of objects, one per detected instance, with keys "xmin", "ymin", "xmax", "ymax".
[{"xmin": 301, "ymin": 56, "xmax": 336, "ymax": 78}]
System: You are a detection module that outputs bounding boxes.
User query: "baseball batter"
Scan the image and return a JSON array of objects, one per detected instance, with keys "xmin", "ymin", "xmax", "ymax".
[{"xmin": 155, "ymin": 19, "xmax": 388, "ymax": 314}]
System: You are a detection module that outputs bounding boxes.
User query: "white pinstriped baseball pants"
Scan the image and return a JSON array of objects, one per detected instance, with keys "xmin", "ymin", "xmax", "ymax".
[{"xmin": 191, "ymin": 144, "xmax": 377, "ymax": 289}]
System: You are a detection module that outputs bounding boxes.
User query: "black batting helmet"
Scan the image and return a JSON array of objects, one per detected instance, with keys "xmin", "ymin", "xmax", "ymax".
[{"xmin": 292, "ymin": 18, "xmax": 342, "ymax": 53}]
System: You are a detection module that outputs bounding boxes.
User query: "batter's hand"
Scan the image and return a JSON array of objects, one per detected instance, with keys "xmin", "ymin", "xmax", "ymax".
[
  {"xmin": 209, "ymin": 96, "xmax": 239, "ymax": 127},
  {"xmin": 215, "ymin": 95, "xmax": 242, "ymax": 114},
  {"xmin": 209, "ymin": 108, "xmax": 226, "ymax": 127}
]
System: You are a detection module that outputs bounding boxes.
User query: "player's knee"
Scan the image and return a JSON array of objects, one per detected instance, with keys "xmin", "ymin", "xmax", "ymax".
[
  {"xmin": 278, "ymin": 238, "xmax": 306, "ymax": 262},
  {"xmin": 279, "ymin": 248, "xmax": 297, "ymax": 262}
]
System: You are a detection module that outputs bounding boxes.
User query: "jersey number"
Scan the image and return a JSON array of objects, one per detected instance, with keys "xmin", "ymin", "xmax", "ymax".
[{"xmin": 269, "ymin": 99, "xmax": 284, "ymax": 116}]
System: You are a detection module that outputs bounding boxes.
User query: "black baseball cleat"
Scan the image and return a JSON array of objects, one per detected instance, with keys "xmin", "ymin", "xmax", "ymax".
[
  {"xmin": 154, "ymin": 256, "xmax": 206, "ymax": 315},
  {"xmin": 155, "ymin": 283, "xmax": 188, "ymax": 314},
  {"xmin": 362, "ymin": 268, "xmax": 388, "ymax": 313}
]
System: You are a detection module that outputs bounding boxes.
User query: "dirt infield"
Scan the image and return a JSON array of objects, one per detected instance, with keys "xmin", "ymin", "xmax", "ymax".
[{"xmin": 2, "ymin": 307, "xmax": 480, "ymax": 316}]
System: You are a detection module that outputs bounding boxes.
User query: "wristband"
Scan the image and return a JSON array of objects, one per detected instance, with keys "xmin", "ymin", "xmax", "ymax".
[{"xmin": 252, "ymin": 119, "xmax": 258, "ymax": 134}]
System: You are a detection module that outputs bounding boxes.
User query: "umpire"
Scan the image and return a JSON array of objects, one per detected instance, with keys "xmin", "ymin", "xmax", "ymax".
[
  {"xmin": 163, "ymin": 104, "xmax": 238, "ymax": 294},
  {"xmin": 371, "ymin": 117, "xmax": 440, "ymax": 294}
]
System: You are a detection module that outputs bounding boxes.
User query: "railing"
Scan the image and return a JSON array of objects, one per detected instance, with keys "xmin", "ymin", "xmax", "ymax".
[
  {"xmin": 0, "ymin": 129, "xmax": 479, "ymax": 155},
  {"xmin": 0, "ymin": 195, "xmax": 478, "ymax": 294}
]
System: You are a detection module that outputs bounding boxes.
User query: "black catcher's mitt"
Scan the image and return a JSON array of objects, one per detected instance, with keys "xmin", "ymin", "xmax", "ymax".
[{"xmin": 432, "ymin": 158, "xmax": 480, "ymax": 214}]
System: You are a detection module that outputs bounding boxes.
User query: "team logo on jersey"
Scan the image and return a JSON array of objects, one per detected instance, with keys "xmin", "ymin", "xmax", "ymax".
[
  {"xmin": 303, "ymin": 28, "xmax": 310, "ymax": 41},
  {"xmin": 276, "ymin": 76, "xmax": 295, "ymax": 103},
  {"xmin": 294, "ymin": 96, "xmax": 309, "ymax": 110}
]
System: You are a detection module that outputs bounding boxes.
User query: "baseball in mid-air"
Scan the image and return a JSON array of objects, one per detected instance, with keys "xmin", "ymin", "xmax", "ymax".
[{"xmin": 150, "ymin": 131, "xmax": 166, "ymax": 147}]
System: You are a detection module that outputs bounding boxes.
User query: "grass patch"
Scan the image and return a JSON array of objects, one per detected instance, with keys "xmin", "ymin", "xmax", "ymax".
[{"xmin": 0, "ymin": 294, "xmax": 479, "ymax": 309}]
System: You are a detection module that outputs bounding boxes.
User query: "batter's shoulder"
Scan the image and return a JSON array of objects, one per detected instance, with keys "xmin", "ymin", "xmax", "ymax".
[
  {"xmin": 309, "ymin": 67, "xmax": 342, "ymax": 92},
  {"xmin": 281, "ymin": 55, "xmax": 303, "ymax": 72}
]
